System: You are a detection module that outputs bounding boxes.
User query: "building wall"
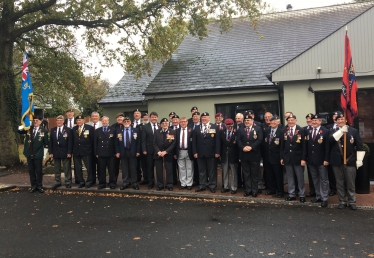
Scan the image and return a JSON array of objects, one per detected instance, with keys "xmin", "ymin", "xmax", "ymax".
[
  {"xmin": 283, "ymin": 76, "xmax": 374, "ymax": 126},
  {"xmin": 147, "ymin": 91, "xmax": 279, "ymax": 120}
]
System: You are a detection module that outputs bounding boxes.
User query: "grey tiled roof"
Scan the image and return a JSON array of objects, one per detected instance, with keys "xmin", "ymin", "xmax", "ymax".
[
  {"xmin": 99, "ymin": 61, "xmax": 163, "ymax": 104},
  {"xmin": 144, "ymin": 2, "xmax": 374, "ymax": 94}
]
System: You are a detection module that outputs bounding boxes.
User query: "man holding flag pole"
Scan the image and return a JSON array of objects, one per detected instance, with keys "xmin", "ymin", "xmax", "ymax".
[
  {"xmin": 18, "ymin": 52, "xmax": 49, "ymax": 193},
  {"xmin": 329, "ymin": 28, "xmax": 364, "ymax": 210}
]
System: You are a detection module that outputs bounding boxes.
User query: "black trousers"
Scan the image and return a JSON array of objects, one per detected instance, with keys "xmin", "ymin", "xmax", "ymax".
[
  {"xmin": 121, "ymin": 149, "xmax": 137, "ymax": 186},
  {"xmin": 27, "ymin": 157, "xmax": 43, "ymax": 189},
  {"xmin": 155, "ymin": 158, "xmax": 173, "ymax": 188},
  {"xmin": 74, "ymin": 155, "xmax": 92, "ymax": 185},
  {"xmin": 197, "ymin": 157, "xmax": 216, "ymax": 189},
  {"xmin": 193, "ymin": 158, "xmax": 199, "ymax": 184},
  {"xmin": 98, "ymin": 156, "xmax": 115, "ymax": 187},
  {"xmin": 241, "ymin": 160, "xmax": 260, "ymax": 194},
  {"xmin": 264, "ymin": 162, "xmax": 284, "ymax": 194},
  {"xmin": 146, "ymin": 154, "xmax": 155, "ymax": 184},
  {"xmin": 90, "ymin": 152, "xmax": 98, "ymax": 184},
  {"xmin": 237, "ymin": 162, "xmax": 243, "ymax": 188},
  {"xmin": 172, "ymin": 159, "xmax": 178, "ymax": 184},
  {"xmin": 136, "ymin": 156, "xmax": 142, "ymax": 182},
  {"xmin": 140, "ymin": 153, "xmax": 148, "ymax": 182},
  {"xmin": 113, "ymin": 157, "xmax": 121, "ymax": 183}
]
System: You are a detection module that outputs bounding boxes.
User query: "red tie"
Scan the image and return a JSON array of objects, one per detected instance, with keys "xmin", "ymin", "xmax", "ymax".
[
  {"xmin": 290, "ymin": 128, "xmax": 294, "ymax": 137},
  {"xmin": 312, "ymin": 128, "xmax": 317, "ymax": 140},
  {"xmin": 182, "ymin": 129, "xmax": 185, "ymax": 149}
]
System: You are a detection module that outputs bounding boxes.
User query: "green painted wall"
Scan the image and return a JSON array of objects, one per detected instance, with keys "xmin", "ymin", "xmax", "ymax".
[{"xmin": 101, "ymin": 104, "xmax": 147, "ymax": 124}]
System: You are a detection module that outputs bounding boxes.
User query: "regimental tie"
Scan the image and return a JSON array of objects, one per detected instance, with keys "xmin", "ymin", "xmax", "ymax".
[
  {"xmin": 93, "ymin": 123, "xmax": 96, "ymax": 130},
  {"xmin": 78, "ymin": 127, "xmax": 82, "ymax": 137},
  {"xmin": 203, "ymin": 125, "xmax": 207, "ymax": 137},
  {"xmin": 246, "ymin": 127, "xmax": 250, "ymax": 139},
  {"xmin": 312, "ymin": 128, "xmax": 317, "ymax": 141},
  {"xmin": 227, "ymin": 130, "xmax": 231, "ymax": 141},
  {"xmin": 289, "ymin": 128, "xmax": 294, "ymax": 138},
  {"xmin": 153, "ymin": 124, "xmax": 157, "ymax": 134},
  {"xmin": 126, "ymin": 128, "xmax": 130, "ymax": 149},
  {"xmin": 58, "ymin": 127, "xmax": 62, "ymax": 140},
  {"xmin": 269, "ymin": 130, "xmax": 274, "ymax": 144},
  {"xmin": 181, "ymin": 128, "xmax": 185, "ymax": 149},
  {"xmin": 69, "ymin": 119, "xmax": 72, "ymax": 128}
]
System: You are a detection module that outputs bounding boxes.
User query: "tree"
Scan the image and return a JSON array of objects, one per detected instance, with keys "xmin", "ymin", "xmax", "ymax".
[
  {"xmin": 0, "ymin": 0, "xmax": 265, "ymax": 166},
  {"xmin": 79, "ymin": 76, "xmax": 110, "ymax": 117}
]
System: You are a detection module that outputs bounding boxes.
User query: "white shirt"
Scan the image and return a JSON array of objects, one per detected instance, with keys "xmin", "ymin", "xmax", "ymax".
[
  {"xmin": 133, "ymin": 119, "xmax": 141, "ymax": 128},
  {"xmin": 289, "ymin": 125, "xmax": 296, "ymax": 134},
  {"xmin": 151, "ymin": 123, "xmax": 158, "ymax": 133},
  {"xmin": 33, "ymin": 127, "xmax": 39, "ymax": 136},
  {"xmin": 56, "ymin": 126, "xmax": 64, "ymax": 138},
  {"xmin": 67, "ymin": 118, "xmax": 75, "ymax": 129},
  {"xmin": 180, "ymin": 127, "xmax": 188, "ymax": 148}
]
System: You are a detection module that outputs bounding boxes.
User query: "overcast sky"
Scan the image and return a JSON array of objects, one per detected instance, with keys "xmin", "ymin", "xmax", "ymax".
[{"xmin": 97, "ymin": 0, "xmax": 350, "ymax": 85}]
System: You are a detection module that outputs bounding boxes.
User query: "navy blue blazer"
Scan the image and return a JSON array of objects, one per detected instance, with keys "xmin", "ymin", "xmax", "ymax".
[
  {"xmin": 175, "ymin": 127, "xmax": 194, "ymax": 160},
  {"xmin": 306, "ymin": 126, "xmax": 330, "ymax": 166},
  {"xmin": 237, "ymin": 124, "xmax": 263, "ymax": 162},
  {"xmin": 263, "ymin": 127, "xmax": 283, "ymax": 165},
  {"xmin": 280, "ymin": 125, "xmax": 307, "ymax": 165},
  {"xmin": 115, "ymin": 127, "xmax": 141, "ymax": 158},
  {"xmin": 49, "ymin": 126, "xmax": 73, "ymax": 159},
  {"xmin": 192, "ymin": 123, "xmax": 221, "ymax": 158}
]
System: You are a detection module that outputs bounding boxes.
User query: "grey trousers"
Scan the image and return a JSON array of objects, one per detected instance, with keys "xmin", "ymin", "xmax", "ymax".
[
  {"xmin": 221, "ymin": 153, "xmax": 238, "ymax": 191},
  {"xmin": 177, "ymin": 150, "xmax": 193, "ymax": 187},
  {"xmin": 309, "ymin": 164, "xmax": 329, "ymax": 201},
  {"xmin": 285, "ymin": 164, "xmax": 305, "ymax": 197},
  {"xmin": 54, "ymin": 158, "xmax": 72, "ymax": 184},
  {"xmin": 197, "ymin": 157, "xmax": 216, "ymax": 189},
  {"xmin": 332, "ymin": 166, "xmax": 356, "ymax": 205}
]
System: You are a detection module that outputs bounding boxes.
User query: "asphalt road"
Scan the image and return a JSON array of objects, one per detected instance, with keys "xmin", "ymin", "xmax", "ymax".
[{"xmin": 1, "ymin": 190, "xmax": 373, "ymax": 257}]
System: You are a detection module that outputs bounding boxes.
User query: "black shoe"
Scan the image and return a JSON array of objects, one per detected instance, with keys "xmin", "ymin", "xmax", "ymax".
[
  {"xmin": 321, "ymin": 201, "xmax": 328, "ymax": 207},
  {"xmin": 329, "ymin": 190, "xmax": 337, "ymax": 196},
  {"xmin": 133, "ymin": 185, "xmax": 139, "ymax": 190},
  {"xmin": 305, "ymin": 192, "xmax": 316, "ymax": 197},
  {"xmin": 231, "ymin": 190, "xmax": 237, "ymax": 194},
  {"xmin": 179, "ymin": 186, "xmax": 187, "ymax": 190},
  {"xmin": 110, "ymin": 186, "xmax": 115, "ymax": 189},
  {"xmin": 29, "ymin": 188, "xmax": 37, "ymax": 193},
  {"xmin": 221, "ymin": 188, "xmax": 229, "ymax": 193},
  {"xmin": 265, "ymin": 191, "xmax": 276, "ymax": 195},
  {"xmin": 168, "ymin": 187, "xmax": 173, "ymax": 191},
  {"xmin": 338, "ymin": 204, "xmax": 346, "ymax": 209},
  {"xmin": 311, "ymin": 199, "xmax": 322, "ymax": 203},
  {"xmin": 257, "ymin": 189, "xmax": 262, "ymax": 194},
  {"xmin": 210, "ymin": 188, "xmax": 216, "ymax": 193},
  {"xmin": 192, "ymin": 182, "xmax": 197, "ymax": 186},
  {"xmin": 120, "ymin": 185, "xmax": 128, "ymax": 190},
  {"xmin": 300, "ymin": 197, "xmax": 306, "ymax": 203},
  {"xmin": 66, "ymin": 184, "xmax": 71, "ymax": 188},
  {"xmin": 285, "ymin": 196, "xmax": 296, "ymax": 201},
  {"xmin": 252, "ymin": 193, "xmax": 258, "ymax": 197},
  {"xmin": 349, "ymin": 204, "xmax": 357, "ymax": 210},
  {"xmin": 140, "ymin": 181, "xmax": 149, "ymax": 185},
  {"xmin": 195, "ymin": 187, "xmax": 206, "ymax": 192},
  {"xmin": 148, "ymin": 183, "xmax": 154, "ymax": 189},
  {"xmin": 187, "ymin": 186, "xmax": 192, "ymax": 190},
  {"xmin": 157, "ymin": 187, "xmax": 163, "ymax": 191},
  {"xmin": 97, "ymin": 185, "xmax": 105, "ymax": 190},
  {"xmin": 37, "ymin": 188, "xmax": 45, "ymax": 193},
  {"xmin": 277, "ymin": 194, "xmax": 284, "ymax": 198},
  {"xmin": 244, "ymin": 191, "xmax": 252, "ymax": 197},
  {"xmin": 85, "ymin": 184, "xmax": 91, "ymax": 189},
  {"xmin": 52, "ymin": 183, "xmax": 62, "ymax": 190},
  {"xmin": 78, "ymin": 183, "xmax": 85, "ymax": 188}
]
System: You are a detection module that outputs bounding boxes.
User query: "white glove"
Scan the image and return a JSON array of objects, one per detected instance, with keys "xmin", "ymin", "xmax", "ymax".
[
  {"xmin": 340, "ymin": 125, "xmax": 349, "ymax": 133},
  {"xmin": 356, "ymin": 151, "xmax": 365, "ymax": 169},
  {"xmin": 356, "ymin": 160, "xmax": 363, "ymax": 169},
  {"xmin": 18, "ymin": 125, "xmax": 24, "ymax": 131},
  {"xmin": 333, "ymin": 130, "xmax": 344, "ymax": 141}
]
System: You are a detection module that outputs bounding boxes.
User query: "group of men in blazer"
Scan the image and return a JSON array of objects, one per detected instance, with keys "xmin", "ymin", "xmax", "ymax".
[{"xmin": 20, "ymin": 106, "xmax": 365, "ymax": 210}]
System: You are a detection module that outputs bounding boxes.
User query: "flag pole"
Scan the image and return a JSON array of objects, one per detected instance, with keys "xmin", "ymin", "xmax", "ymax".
[{"xmin": 343, "ymin": 26, "xmax": 347, "ymax": 165}]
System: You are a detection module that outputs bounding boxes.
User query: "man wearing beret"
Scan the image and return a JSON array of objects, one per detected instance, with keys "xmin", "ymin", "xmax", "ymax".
[
  {"xmin": 220, "ymin": 118, "xmax": 239, "ymax": 194},
  {"xmin": 49, "ymin": 115, "xmax": 73, "ymax": 189},
  {"xmin": 193, "ymin": 112, "xmax": 221, "ymax": 193},
  {"xmin": 169, "ymin": 114, "xmax": 180, "ymax": 184},
  {"xmin": 153, "ymin": 118, "xmax": 176, "ymax": 191},
  {"xmin": 141, "ymin": 113, "xmax": 149, "ymax": 124},
  {"xmin": 18, "ymin": 116, "xmax": 49, "ymax": 193},
  {"xmin": 262, "ymin": 115, "xmax": 284, "ymax": 197},
  {"xmin": 238, "ymin": 114, "xmax": 263, "ymax": 197},
  {"xmin": 133, "ymin": 109, "xmax": 142, "ymax": 128},
  {"xmin": 215, "ymin": 113, "xmax": 225, "ymax": 131},
  {"xmin": 306, "ymin": 114, "xmax": 330, "ymax": 207},
  {"xmin": 64, "ymin": 108, "xmax": 76, "ymax": 129},
  {"xmin": 86, "ymin": 111, "xmax": 102, "ymax": 186},
  {"xmin": 111, "ymin": 113, "xmax": 125, "ymax": 183},
  {"xmin": 191, "ymin": 111, "xmax": 201, "ymax": 185},
  {"xmin": 188, "ymin": 106, "xmax": 198, "ymax": 127},
  {"xmin": 72, "ymin": 115, "xmax": 95, "ymax": 188},
  {"xmin": 142, "ymin": 111, "xmax": 159, "ymax": 188},
  {"xmin": 137, "ymin": 113, "xmax": 149, "ymax": 184},
  {"xmin": 133, "ymin": 109, "xmax": 143, "ymax": 183},
  {"xmin": 281, "ymin": 114, "xmax": 307, "ymax": 203},
  {"xmin": 329, "ymin": 112, "xmax": 364, "ymax": 210},
  {"xmin": 325, "ymin": 111, "xmax": 339, "ymax": 196},
  {"xmin": 115, "ymin": 116, "xmax": 141, "ymax": 190},
  {"xmin": 304, "ymin": 113, "xmax": 316, "ymax": 198},
  {"xmin": 168, "ymin": 112, "xmax": 176, "ymax": 127}
]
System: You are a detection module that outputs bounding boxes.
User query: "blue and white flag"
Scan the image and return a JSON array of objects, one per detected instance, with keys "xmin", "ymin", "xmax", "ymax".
[{"xmin": 20, "ymin": 52, "xmax": 34, "ymax": 130}]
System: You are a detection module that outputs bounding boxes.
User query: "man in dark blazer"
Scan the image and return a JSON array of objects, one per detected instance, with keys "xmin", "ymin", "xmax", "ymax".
[
  {"xmin": 220, "ymin": 118, "xmax": 239, "ymax": 194},
  {"xmin": 238, "ymin": 114, "xmax": 263, "ymax": 197},
  {"xmin": 169, "ymin": 114, "xmax": 180, "ymax": 185},
  {"xmin": 153, "ymin": 118, "xmax": 176, "ymax": 191},
  {"xmin": 329, "ymin": 112, "xmax": 364, "ymax": 210},
  {"xmin": 18, "ymin": 116, "xmax": 49, "ymax": 193},
  {"xmin": 94, "ymin": 116, "xmax": 116, "ymax": 189},
  {"xmin": 191, "ymin": 111, "xmax": 201, "ymax": 186},
  {"xmin": 72, "ymin": 115, "xmax": 95, "ymax": 188},
  {"xmin": 192, "ymin": 112, "xmax": 221, "ymax": 193},
  {"xmin": 280, "ymin": 114, "xmax": 307, "ymax": 203},
  {"xmin": 188, "ymin": 106, "xmax": 198, "ymax": 127},
  {"xmin": 137, "ymin": 113, "xmax": 148, "ymax": 184},
  {"xmin": 174, "ymin": 117, "xmax": 194, "ymax": 190},
  {"xmin": 326, "ymin": 111, "xmax": 339, "ymax": 196},
  {"xmin": 49, "ymin": 115, "xmax": 73, "ymax": 189},
  {"xmin": 304, "ymin": 113, "xmax": 316, "ymax": 197},
  {"xmin": 111, "ymin": 113, "xmax": 125, "ymax": 183},
  {"xmin": 142, "ymin": 111, "xmax": 159, "ymax": 189},
  {"xmin": 262, "ymin": 115, "xmax": 284, "ymax": 198},
  {"xmin": 115, "ymin": 116, "xmax": 141, "ymax": 190},
  {"xmin": 306, "ymin": 114, "xmax": 330, "ymax": 207},
  {"xmin": 234, "ymin": 113, "xmax": 245, "ymax": 189}
]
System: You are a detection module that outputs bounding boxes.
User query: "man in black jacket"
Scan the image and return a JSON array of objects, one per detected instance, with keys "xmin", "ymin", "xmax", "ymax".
[{"xmin": 49, "ymin": 115, "xmax": 73, "ymax": 189}]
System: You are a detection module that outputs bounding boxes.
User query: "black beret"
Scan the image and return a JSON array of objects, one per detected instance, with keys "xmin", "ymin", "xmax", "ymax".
[
  {"xmin": 201, "ymin": 112, "xmax": 209, "ymax": 117},
  {"xmin": 191, "ymin": 106, "xmax": 198, "ymax": 112},
  {"xmin": 311, "ymin": 114, "xmax": 322, "ymax": 120},
  {"xmin": 133, "ymin": 109, "xmax": 141, "ymax": 113},
  {"xmin": 172, "ymin": 115, "xmax": 180, "ymax": 119},
  {"xmin": 160, "ymin": 118, "xmax": 168, "ymax": 123},
  {"xmin": 305, "ymin": 113, "xmax": 313, "ymax": 119},
  {"xmin": 192, "ymin": 112, "xmax": 200, "ymax": 116},
  {"xmin": 286, "ymin": 114, "xmax": 296, "ymax": 120},
  {"xmin": 244, "ymin": 114, "xmax": 252, "ymax": 120},
  {"xmin": 75, "ymin": 115, "xmax": 84, "ymax": 120},
  {"xmin": 270, "ymin": 115, "xmax": 279, "ymax": 121},
  {"xmin": 141, "ymin": 112, "xmax": 148, "ymax": 118},
  {"xmin": 169, "ymin": 112, "xmax": 176, "ymax": 116}
]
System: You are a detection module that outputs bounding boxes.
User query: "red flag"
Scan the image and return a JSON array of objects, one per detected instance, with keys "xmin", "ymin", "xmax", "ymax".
[{"xmin": 341, "ymin": 32, "xmax": 358, "ymax": 126}]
